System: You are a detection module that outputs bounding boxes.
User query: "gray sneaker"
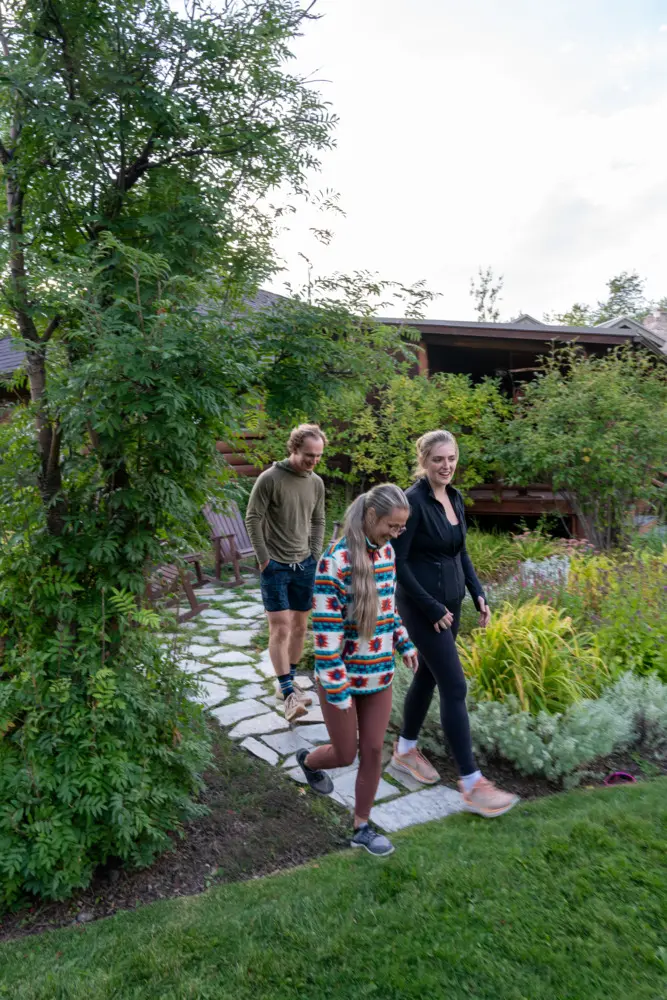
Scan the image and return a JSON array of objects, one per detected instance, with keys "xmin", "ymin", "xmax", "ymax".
[
  {"xmin": 296, "ymin": 748, "xmax": 333, "ymax": 795},
  {"xmin": 350, "ymin": 824, "xmax": 395, "ymax": 857}
]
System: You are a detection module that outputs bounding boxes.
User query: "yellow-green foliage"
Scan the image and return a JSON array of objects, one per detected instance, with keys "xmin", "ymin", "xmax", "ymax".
[
  {"xmin": 567, "ymin": 549, "xmax": 667, "ymax": 680},
  {"xmin": 460, "ymin": 599, "xmax": 608, "ymax": 714}
]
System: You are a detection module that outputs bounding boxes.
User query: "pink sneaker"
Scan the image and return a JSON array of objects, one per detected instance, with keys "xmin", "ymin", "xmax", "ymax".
[
  {"xmin": 459, "ymin": 777, "xmax": 519, "ymax": 818},
  {"xmin": 391, "ymin": 743, "xmax": 440, "ymax": 785}
]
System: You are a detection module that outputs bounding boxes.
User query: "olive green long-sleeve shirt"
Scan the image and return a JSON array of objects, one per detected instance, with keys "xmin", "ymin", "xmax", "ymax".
[{"xmin": 245, "ymin": 460, "xmax": 326, "ymax": 566}]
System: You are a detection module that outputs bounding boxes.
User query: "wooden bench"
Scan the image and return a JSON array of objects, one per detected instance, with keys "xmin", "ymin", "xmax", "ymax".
[
  {"xmin": 146, "ymin": 560, "xmax": 210, "ymax": 623},
  {"xmin": 203, "ymin": 501, "xmax": 260, "ymax": 587}
]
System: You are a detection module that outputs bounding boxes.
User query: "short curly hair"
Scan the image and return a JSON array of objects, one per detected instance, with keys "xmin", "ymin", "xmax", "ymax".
[{"xmin": 287, "ymin": 423, "xmax": 328, "ymax": 454}]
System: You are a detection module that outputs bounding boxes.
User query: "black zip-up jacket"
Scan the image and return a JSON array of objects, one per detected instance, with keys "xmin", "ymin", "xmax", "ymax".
[{"xmin": 393, "ymin": 477, "xmax": 486, "ymax": 624}]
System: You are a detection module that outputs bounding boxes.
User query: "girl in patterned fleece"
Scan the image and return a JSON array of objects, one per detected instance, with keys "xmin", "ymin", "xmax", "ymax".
[{"xmin": 297, "ymin": 484, "xmax": 418, "ymax": 857}]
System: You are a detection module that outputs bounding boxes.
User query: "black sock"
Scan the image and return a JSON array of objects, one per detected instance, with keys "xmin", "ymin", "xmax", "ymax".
[{"xmin": 290, "ymin": 663, "xmax": 298, "ymax": 681}]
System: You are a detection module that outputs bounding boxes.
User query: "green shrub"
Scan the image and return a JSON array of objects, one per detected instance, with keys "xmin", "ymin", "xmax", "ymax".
[
  {"xmin": 470, "ymin": 672, "xmax": 667, "ymax": 784},
  {"xmin": 463, "ymin": 530, "xmax": 518, "ymax": 583},
  {"xmin": 0, "ymin": 595, "xmax": 211, "ymax": 908},
  {"xmin": 459, "ymin": 599, "xmax": 608, "ymax": 714},
  {"xmin": 568, "ymin": 550, "xmax": 667, "ymax": 682}
]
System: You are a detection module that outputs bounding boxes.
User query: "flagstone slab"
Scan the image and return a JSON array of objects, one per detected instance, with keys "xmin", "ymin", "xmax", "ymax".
[
  {"xmin": 384, "ymin": 762, "xmax": 427, "ymax": 793},
  {"xmin": 229, "ymin": 712, "xmax": 289, "ymax": 739},
  {"xmin": 255, "ymin": 658, "xmax": 276, "ymax": 679},
  {"xmin": 296, "ymin": 705, "xmax": 324, "ymax": 724},
  {"xmin": 262, "ymin": 730, "xmax": 315, "ymax": 755},
  {"xmin": 216, "ymin": 629, "xmax": 256, "ymax": 647},
  {"xmin": 210, "ymin": 699, "xmax": 270, "ymax": 727},
  {"xmin": 197, "ymin": 680, "xmax": 230, "ymax": 707},
  {"xmin": 208, "ymin": 665, "xmax": 262, "ymax": 682},
  {"xmin": 186, "ymin": 635, "xmax": 215, "ymax": 645},
  {"xmin": 207, "ymin": 650, "xmax": 254, "ymax": 665},
  {"xmin": 177, "ymin": 658, "xmax": 211, "ymax": 674},
  {"xmin": 233, "ymin": 604, "xmax": 266, "ymax": 619},
  {"xmin": 293, "ymin": 723, "xmax": 330, "ymax": 743},
  {"xmin": 186, "ymin": 644, "xmax": 218, "ymax": 658},
  {"xmin": 240, "ymin": 737, "xmax": 279, "ymax": 766},
  {"xmin": 200, "ymin": 610, "xmax": 237, "ymax": 622},
  {"xmin": 235, "ymin": 683, "xmax": 270, "ymax": 701},
  {"xmin": 282, "ymin": 754, "xmax": 298, "ymax": 769},
  {"xmin": 331, "ymin": 769, "xmax": 398, "ymax": 806},
  {"xmin": 370, "ymin": 784, "xmax": 464, "ymax": 833}
]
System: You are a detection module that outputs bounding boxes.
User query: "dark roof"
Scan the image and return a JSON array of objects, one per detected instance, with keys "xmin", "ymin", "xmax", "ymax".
[
  {"xmin": 0, "ymin": 337, "xmax": 25, "ymax": 377},
  {"xmin": 376, "ymin": 316, "xmax": 635, "ymax": 336}
]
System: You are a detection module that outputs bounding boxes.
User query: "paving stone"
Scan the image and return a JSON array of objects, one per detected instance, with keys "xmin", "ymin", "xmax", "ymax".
[
  {"xmin": 210, "ymin": 699, "xmax": 270, "ymax": 727},
  {"xmin": 285, "ymin": 766, "xmax": 308, "ymax": 784},
  {"xmin": 255, "ymin": 658, "xmax": 276, "ymax": 679},
  {"xmin": 233, "ymin": 603, "xmax": 266, "ymax": 619},
  {"xmin": 295, "ymin": 674, "xmax": 314, "ymax": 689},
  {"xmin": 200, "ymin": 609, "xmax": 236, "ymax": 622},
  {"xmin": 384, "ymin": 762, "xmax": 428, "ymax": 793},
  {"xmin": 370, "ymin": 785, "xmax": 464, "ymax": 833},
  {"xmin": 235, "ymin": 683, "xmax": 270, "ymax": 701},
  {"xmin": 216, "ymin": 629, "xmax": 256, "ymax": 647},
  {"xmin": 177, "ymin": 658, "xmax": 210, "ymax": 674},
  {"xmin": 282, "ymin": 754, "xmax": 298, "ymax": 769},
  {"xmin": 186, "ymin": 644, "xmax": 217, "ymax": 658},
  {"xmin": 331, "ymin": 769, "xmax": 398, "ymax": 806},
  {"xmin": 208, "ymin": 665, "xmax": 262, "ymax": 682},
  {"xmin": 293, "ymin": 723, "xmax": 330, "ymax": 743},
  {"xmin": 186, "ymin": 635, "xmax": 215, "ymax": 645},
  {"xmin": 206, "ymin": 650, "xmax": 254, "ymax": 665},
  {"xmin": 296, "ymin": 704, "xmax": 324, "ymax": 724},
  {"xmin": 262, "ymin": 730, "xmax": 315, "ymax": 755},
  {"xmin": 240, "ymin": 737, "xmax": 279, "ymax": 766},
  {"xmin": 197, "ymin": 680, "xmax": 230, "ymax": 707},
  {"xmin": 200, "ymin": 592, "xmax": 237, "ymax": 602},
  {"xmin": 229, "ymin": 712, "xmax": 289, "ymax": 739}
]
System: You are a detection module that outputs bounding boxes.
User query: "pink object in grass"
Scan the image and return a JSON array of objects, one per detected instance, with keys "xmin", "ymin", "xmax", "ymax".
[{"xmin": 603, "ymin": 772, "xmax": 636, "ymax": 786}]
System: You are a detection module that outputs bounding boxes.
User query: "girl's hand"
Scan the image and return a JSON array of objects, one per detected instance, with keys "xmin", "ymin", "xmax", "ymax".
[
  {"xmin": 402, "ymin": 650, "xmax": 419, "ymax": 673},
  {"xmin": 434, "ymin": 608, "xmax": 454, "ymax": 632},
  {"xmin": 477, "ymin": 597, "xmax": 491, "ymax": 628}
]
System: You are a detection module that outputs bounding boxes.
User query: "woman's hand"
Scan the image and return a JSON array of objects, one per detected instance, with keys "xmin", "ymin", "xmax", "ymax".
[
  {"xmin": 434, "ymin": 608, "xmax": 454, "ymax": 632},
  {"xmin": 477, "ymin": 596, "xmax": 491, "ymax": 628},
  {"xmin": 402, "ymin": 650, "xmax": 419, "ymax": 673}
]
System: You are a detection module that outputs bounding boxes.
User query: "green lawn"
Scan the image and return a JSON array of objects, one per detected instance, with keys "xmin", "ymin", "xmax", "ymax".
[{"xmin": 2, "ymin": 780, "xmax": 666, "ymax": 1000}]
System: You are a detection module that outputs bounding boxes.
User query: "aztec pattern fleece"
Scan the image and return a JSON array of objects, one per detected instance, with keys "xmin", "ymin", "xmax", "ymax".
[{"xmin": 312, "ymin": 536, "xmax": 415, "ymax": 710}]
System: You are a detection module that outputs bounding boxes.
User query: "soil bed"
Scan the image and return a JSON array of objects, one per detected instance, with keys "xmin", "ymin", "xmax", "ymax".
[{"xmin": 0, "ymin": 726, "xmax": 346, "ymax": 943}]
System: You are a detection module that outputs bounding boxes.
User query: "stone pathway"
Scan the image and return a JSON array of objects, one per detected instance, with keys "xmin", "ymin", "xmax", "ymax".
[{"xmin": 162, "ymin": 579, "xmax": 464, "ymax": 832}]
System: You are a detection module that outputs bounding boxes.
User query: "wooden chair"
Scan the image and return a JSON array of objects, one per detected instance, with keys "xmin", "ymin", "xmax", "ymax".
[
  {"xmin": 146, "ymin": 561, "xmax": 210, "ymax": 623},
  {"xmin": 203, "ymin": 501, "xmax": 260, "ymax": 587}
]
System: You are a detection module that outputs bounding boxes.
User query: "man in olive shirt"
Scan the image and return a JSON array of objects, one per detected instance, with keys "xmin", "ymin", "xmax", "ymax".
[{"xmin": 245, "ymin": 424, "xmax": 327, "ymax": 722}]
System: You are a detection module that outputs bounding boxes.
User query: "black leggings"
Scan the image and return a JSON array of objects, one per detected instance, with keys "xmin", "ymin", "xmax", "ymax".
[{"xmin": 399, "ymin": 598, "xmax": 477, "ymax": 776}]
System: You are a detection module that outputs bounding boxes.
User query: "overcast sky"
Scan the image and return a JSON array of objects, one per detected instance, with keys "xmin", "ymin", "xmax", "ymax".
[{"xmin": 267, "ymin": 0, "xmax": 667, "ymax": 320}]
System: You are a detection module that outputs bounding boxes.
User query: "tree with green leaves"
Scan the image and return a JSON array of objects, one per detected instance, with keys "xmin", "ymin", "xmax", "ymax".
[
  {"xmin": 470, "ymin": 265, "xmax": 503, "ymax": 322},
  {"xmin": 0, "ymin": 0, "xmax": 335, "ymax": 904},
  {"xmin": 546, "ymin": 271, "xmax": 652, "ymax": 326},
  {"xmin": 495, "ymin": 345, "xmax": 667, "ymax": 549}
]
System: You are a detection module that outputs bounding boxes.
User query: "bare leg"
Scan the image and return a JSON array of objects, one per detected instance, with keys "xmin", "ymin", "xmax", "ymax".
[
  {"xmin": 266, "ymin": 609, "xmax": 292, "ymax": 677},
  {"xmin": 287, "ymin": 609, "xmax": 309, "ymax": 667}
]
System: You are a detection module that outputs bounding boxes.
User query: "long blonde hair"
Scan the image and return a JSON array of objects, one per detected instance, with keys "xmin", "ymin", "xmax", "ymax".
[
  {"xmin": 414, "ymin": 429, "xmax": 459, "ymax": 479},
  {"xmin": 343, "ymin": 483, "xmax": 409, "ymax": 640}
]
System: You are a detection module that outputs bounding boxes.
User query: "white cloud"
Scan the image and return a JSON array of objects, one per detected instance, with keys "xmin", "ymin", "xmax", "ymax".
[{"xmin": 269, "ymin": 1, "xmax": 667, "ymax": 319}]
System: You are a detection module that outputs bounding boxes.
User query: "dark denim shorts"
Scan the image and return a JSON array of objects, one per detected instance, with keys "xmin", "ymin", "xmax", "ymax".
[{"xmin": 260, "ymin": 555, "xmax": 317, "ymax": 613}]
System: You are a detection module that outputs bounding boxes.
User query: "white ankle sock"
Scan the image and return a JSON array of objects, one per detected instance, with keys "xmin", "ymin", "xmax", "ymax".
[
  {"xmin": 460, "ymin": 770, "xmax": 482, "ymax": 793},
  {"xmin": 397, "ymin": 737, "xmax": 418, "ymax": 756}
]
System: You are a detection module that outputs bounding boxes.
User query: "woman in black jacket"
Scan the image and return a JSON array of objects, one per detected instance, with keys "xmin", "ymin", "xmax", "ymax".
[{"xmin": 391, "ymin": 430, "xmax": 518, "ymax": 818}]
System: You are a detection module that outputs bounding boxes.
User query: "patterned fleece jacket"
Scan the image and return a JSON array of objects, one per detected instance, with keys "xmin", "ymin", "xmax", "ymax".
[{"xmin": 312, "ymin": 536, "xmax": 415, "ymax": 710}]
